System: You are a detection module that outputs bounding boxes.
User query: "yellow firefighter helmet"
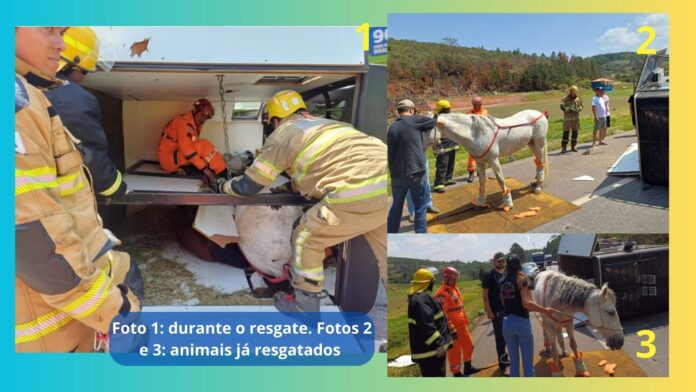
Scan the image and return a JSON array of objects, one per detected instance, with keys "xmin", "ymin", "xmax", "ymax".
[
  {"xmin": 265, "ymin": 90, "xmax": 307, "ymax": 123},
  {"xmin": 59, "ymin": 27, "xmax": 99, "ymax": 73}
]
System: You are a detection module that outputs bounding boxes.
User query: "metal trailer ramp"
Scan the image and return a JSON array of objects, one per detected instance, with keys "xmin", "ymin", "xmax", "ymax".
[{"xmin": 426, "ymin": 178, "xmax": 579, "ymax": 233}]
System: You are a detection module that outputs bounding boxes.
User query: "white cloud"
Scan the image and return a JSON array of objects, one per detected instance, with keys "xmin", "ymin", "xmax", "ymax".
[{"xmin": 597, "ymin": 27, "xmax": 642, "ymax": 52}]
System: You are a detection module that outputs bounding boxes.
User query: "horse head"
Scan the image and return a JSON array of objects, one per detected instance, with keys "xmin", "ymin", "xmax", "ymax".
[
  {"xmin": 435, "ymin": 113, "xmax": 487, "ymax": 153},
  {"xmin": 585, "ymin": 283, "xmax": 625, "ymax": 350}
]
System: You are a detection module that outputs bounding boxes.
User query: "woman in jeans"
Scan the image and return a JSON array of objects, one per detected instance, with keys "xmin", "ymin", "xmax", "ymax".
[{"xmin": 499, "ymin": 254, "xmax": 556, "ymax": 377}]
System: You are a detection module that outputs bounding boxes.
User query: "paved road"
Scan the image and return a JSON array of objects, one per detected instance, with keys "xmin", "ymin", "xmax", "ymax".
[{"xmin": 395, "ymin": 130, "xmax": 668, "ymax": 233}]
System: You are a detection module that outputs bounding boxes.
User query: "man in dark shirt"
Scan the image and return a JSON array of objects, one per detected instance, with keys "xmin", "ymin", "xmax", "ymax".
[
  {"xmin": 481, "ymin": 251, "xmax": 509, "ymax": 373},
  {"xmin": 387, "ymin": 99, "xmax": 437, "ymax": 233}
]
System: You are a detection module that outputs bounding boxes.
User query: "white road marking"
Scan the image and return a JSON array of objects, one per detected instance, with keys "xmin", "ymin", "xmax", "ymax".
[{"xmin": 572, "ymin": 177, "xmax": 638, "ymax": 206}]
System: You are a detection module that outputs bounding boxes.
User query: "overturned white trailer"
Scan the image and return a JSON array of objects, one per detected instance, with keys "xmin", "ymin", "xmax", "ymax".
[{"xmin": 81, "ymin": 26, "xmax": 387, "ymax": 313}]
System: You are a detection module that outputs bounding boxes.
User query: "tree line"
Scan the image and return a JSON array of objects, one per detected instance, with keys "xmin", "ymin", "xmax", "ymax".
[{"xmin": 388, "ymin": 39, "xmax": 640, "ymax": 99}]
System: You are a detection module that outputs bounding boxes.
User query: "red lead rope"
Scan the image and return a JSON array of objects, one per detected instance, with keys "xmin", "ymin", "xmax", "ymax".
[{"xmin": 470, "ymin": 111, "xmax": 548, "ymax": 160}]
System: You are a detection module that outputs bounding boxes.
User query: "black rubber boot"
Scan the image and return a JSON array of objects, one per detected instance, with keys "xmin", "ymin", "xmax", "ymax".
[
  {"xmin": 464, "ymin": 361, "xmax": 481, "ymax": 376},
  {"xmin": 273, "ymin": 289, "xmax": 321, "ymax": 313}
]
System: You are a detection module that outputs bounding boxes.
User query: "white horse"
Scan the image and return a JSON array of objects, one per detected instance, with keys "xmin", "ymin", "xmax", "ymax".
[
  {"xmin": 434, "ymin": 110, "xmax": 548, "ymax": 210},
  {"xmin": 236, "ymin": 205, "xmax": 303, "ymax": 279},
  {"xmin": 534, "ymin": 270, "xmax": 625, "ymax": 376}
]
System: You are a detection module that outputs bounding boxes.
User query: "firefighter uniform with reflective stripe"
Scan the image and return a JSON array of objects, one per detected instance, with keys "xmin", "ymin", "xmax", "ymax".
[
  {"xmin": 561, "ymin": 94, "xmax": 583, "ymax": 151},
  {"xmin": 15, "ymin": 58, "xmax": 142, "ymax": 352},
  {"xmin": 157, "ymin": 111, "xmax": 227, "ymax": 174},
  {"xmin": 44, "ymin": 72, "xmax": 126, "ymax": 197},
  {"xmin": 242, "ymin": 114, "xmax": 388, "ymax": 293},
  {"xmin": 408, "ymin": 291, "xmax": 453, "ymax": 376},
  {"xmin": 434, "ymin": 283, "xmax": 475, "ymax": 374},
  {"xmin": 433, "ymin": 139, "xmax": 459, "ymax": 191}
]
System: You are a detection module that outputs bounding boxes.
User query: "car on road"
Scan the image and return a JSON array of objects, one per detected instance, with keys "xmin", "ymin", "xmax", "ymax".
[{"xmin": 531, "ymin": 252, "xmax": 546, "ymax": 271}]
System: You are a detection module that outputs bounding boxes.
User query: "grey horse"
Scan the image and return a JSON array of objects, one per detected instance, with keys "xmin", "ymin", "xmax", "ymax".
[{"xmin": 534, "ymin": 270, "xmax": 625, "ymax": 376}]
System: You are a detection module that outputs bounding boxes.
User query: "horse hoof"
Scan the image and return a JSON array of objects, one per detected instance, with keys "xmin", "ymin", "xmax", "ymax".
[{"xmin": 534, "ymin": 187, "xmax": 542, "ymax": 194}]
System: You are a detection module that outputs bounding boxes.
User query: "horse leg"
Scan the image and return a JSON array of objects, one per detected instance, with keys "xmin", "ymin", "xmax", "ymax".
[
  {"xmin": 491, "ymin": 158, "xmax": 512, "ymax": 211},
  {"xmin": 472, "ymin": 159, "xmax": 488, "ymax": 207},
  {"xmin": 557, "ymin": 326, "xmax": 568, "ymax": 357},
  {"xmin": 529, "ymin": 140, "xmax": 545, "ymax": 194},
  {"xmin": 545, "ymin": 321, "xmax": 563, "ymax": 376},
  {"xmin": 567, "ymin": 325, "xmax": 590, "ymax": 377}
]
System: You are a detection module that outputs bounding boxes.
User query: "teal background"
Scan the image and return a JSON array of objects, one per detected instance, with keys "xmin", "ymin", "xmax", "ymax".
[{"xmin": 5, "ymin": 0, "xmax": 690, "ymax": 390}]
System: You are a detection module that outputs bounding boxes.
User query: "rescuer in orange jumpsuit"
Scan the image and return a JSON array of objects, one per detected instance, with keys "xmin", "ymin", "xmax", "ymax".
[
  {"xmin": 465, "ymin": 96, "xmax": 489, "ymax": 183},
  {"xmin": 158, "ymin": 98, "xmax": 227, "ymax": 181},
  {"xmin": 434, "ymin": 267, "xmax": 481, "ymax": 376}
]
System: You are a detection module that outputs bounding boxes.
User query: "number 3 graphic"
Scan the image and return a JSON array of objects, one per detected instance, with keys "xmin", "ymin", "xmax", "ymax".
[{"xmin": 636, "ymin": 329, "xmax": 656, "ymax": 359}]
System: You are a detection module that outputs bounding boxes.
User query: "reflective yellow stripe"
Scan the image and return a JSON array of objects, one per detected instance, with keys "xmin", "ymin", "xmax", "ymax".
[
  {"xmin": 99, "ymin": 170, "xmax": 123, "ymax": 196},
  {"xmin": 408, "ymin": 318, "xmax": 417, "ymax": 325},
  {"xmin": 434, "ymin": 311, "xmax": 444, "ymax": 320},
  {"xmin": 16, "ymin": 167, "xmax": 57, "ymax": 177},
  {"xmin": 292, "ymin": 127, "xmax": 356, "ymax": 182},
  {"xmin": 63, "ymin": 34, "xmax": 91, "ymax": 55},
  {"xmin": 15, "ymin": 167, "xmax": 58, "ymax": 196},
  {"xmin": 16, "ymin": 167, "xmax": 84, "ymax": 197},
  {"xmin": 292, "ymin": 264, "xmax": 325, "ymax": 281},
  {"xmin": 57, "ymin": 171, "xmax": 85, "ymax": 196},
  {"xmin": 60, "ymin": 271, "xmax": 112, "ymax": 319},
  {"xmin": 292, "ymin": 228, "xmax": 324, "ymax": 281},
  {"xmin": 250, "ymin": 157, "xmax": 281, "ymax": 181},
  {"xmin": 425, "ymin": 330, "xmax": 441, "ymax": 345},
  {"xmin": 15, "ymin": 309, "xmax": 72, "ymax": 344},
  {"xmin": 325, "ymin": 175, "xmax": 388, "ymax": 204},
  {"xmin": 411, "ymin": 349, "xmax": 438, "ymax": 360}
]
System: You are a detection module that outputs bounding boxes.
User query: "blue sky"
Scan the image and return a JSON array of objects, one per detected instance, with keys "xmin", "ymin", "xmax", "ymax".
[
  {"xmin": 388, "ymin": 234, "xmax": 556, "ymax": 263},
  {"xmin": 388, "ymin": 13, "xmax": 668, "ymax": 57}
]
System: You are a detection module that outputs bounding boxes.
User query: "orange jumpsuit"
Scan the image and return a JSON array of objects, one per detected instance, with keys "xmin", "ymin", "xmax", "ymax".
[
  {"xmin": 466, "ymin": 107, "xmax": 489, "ymax": 172},
  {"xmin": 157, "ymin": 111, "xmax": 227, "ymax": 174},
  {"xmin": 434, "ymin": 283, "xmax": 475, "ymax": 374}
]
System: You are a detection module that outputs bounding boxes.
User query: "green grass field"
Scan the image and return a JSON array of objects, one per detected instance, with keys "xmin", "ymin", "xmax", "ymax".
[
  {"xmin": 387, "ymin": 280, "xmax": 484, "ymax": 377},
  {"xmin": 426, "ymin": 86, "xmax": 635, "ymax": 182}
]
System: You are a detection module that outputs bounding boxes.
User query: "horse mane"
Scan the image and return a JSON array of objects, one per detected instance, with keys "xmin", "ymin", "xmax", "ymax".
[
  {"xmin": 538, "ymin": 270, "xmax": 614, "ymax": 311},
  {"xmin": 441, "ymin": 112, "xmax": 495, "ymax": 134}
]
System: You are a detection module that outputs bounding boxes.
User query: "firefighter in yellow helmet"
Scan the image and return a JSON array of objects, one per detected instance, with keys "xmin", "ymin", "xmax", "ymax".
[
  {"xmin": 560, "ymin": 85, "xmax": 583, "ymax": 153},
  {"xmin": 432, "ymin": 99, "xmax": 460, "ymax": 193},
  {"xmin": 45, "ymin": 27, "xmax": 128, "ymax": 212},
  {"xmin": 407, "ymin": 268, "xmax": 453, "ymax": 377},
  {"xmin": 15, "ymin": 27, "xmax": 143, "ymax": 352},
  {"xmin": 215, "ymin": 90, "xmax": 387, "ymax": 313}
]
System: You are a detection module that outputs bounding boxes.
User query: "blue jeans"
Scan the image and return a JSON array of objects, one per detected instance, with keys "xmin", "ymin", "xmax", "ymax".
[
  {"xmin": 388, "ymin": 173, "xmax": 428, "ymax": 233},
  {"xmin": 407, "ymin": 159, "xmax": 433, "ymax": 213},
  {"xmin": 503, "ymin": 314, "xmax": 535, "ymax": 377}
]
